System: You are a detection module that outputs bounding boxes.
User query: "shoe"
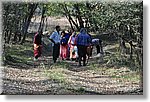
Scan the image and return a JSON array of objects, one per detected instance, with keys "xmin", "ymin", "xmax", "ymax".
[
  {"xmin": 77, "ymin": 64, "xmax": 82, "ymax": 67},
  {"xmin": 83, "ymin": 64, "xmax": 86, "ymax": 66},
  {"xmin": 34, "ymin": 58, "xmax": 38, "ymax": 61},
  {"xmin": 54, "ymin": 60, "xmax": 56, "ymax": 63},
  {"xmin": 75, "ymin": 59, "xmax": 78, "ymax": 62}
]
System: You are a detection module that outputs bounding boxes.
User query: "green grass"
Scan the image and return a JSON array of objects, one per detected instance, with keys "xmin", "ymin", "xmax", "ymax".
[
  {"xmin": 44, "ymin": 68, "xmax": 67, "ymax": 83},
  {"xmin": 4, "ymin": 42, "xmax": 34, "ymax": 66},
  {"xmin": 111, "ymin": 72, "xmax": 141, "ymax": 82},
  {"xmin": 4, "ymin": 38, "xmax": 142, "ymax": 93},
  {"xmin": 54, "ymin": 61, "xmax": 70, "ymax": 69},
  {"xmin": 88, "ymin": 63, "xmax": 99, "ymax": 70}
]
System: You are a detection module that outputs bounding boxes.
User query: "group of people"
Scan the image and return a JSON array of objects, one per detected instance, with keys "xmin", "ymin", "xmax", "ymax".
[
  {"xmin": 49, "ymin": 26, "xmax": 79, "ymax": 63},
  {"xmin": 34, "ymin": 25, "xmax": 103, "ymax": 67}
]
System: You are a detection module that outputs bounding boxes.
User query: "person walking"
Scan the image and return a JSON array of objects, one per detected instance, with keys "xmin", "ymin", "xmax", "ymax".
[
  {"xmin": 34, "ymin": 31, "xmax": 42, "ymax": 61},
  {"xmin": 49, "ymin": 26, "xmax": 61, "ymax": 63},
  {"xmin": 76, "ymin": 28, "xmax": 91, "ymax": 66}
]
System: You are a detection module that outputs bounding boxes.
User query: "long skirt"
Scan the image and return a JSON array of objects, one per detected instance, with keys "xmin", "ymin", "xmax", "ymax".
[
  {"xmin": 34, "ymin": 44, "xmax": 42, "ymax": 59},
  {"xmin": 60, "ymin": 44, "xmax": 68, "ymax": 59},
  {"xmin": 70, "ymin": 45, "xmax": 78, "ymax": 59}
]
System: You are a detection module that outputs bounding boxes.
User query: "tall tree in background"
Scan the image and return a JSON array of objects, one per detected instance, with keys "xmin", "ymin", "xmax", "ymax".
[
  {"xmin": 21, "ymin": 3, "xmax": 38, "ymax": 44},
  {"xmin": 2, "ymin": 3, "xmax": 38, "ymax": 44}
]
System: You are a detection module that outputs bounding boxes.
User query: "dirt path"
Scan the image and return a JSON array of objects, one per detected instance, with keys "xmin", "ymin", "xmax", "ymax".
[
  {"xmin": 2, "ymin": 40, "xmax": 143, "ymax": 95},
  {"xmin": 2, "ymin": 55, "xmax": 142, "ymax": 95}
]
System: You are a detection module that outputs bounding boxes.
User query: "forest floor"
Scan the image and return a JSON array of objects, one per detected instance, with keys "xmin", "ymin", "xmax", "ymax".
[{"xmin": 2, "ymin": 36, "xmax": 143, "ymax": 95}]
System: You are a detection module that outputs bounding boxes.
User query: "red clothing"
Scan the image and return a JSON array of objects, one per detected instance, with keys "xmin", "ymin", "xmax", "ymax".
[
  {"xmin": 34, "ymin": 32, "xmax": 42, "ymax": 45},
  {"xmin": 34, "ymin": 32, "xmax": 42, "ymax": 58},
  {"xmin": 60, "ymin": 44, "xmax": 68, "ymax": 59},
  {"xmin": 34, "ymin": 44, "xmax": 42, "ymax": 58}
]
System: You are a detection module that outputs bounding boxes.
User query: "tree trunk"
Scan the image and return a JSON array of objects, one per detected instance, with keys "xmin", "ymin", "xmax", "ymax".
[
  {"xmin": 45, "ymin": 17, "xmax": 48, "ymax": 31},
  {"xmin": 7, "ymin": 30, "xmax": 12, "ymax": 44},
  {"xmin": 62, "ymin": 4, "xmax": 80, "ymax": 31},
  {"xmin": 74, "ymin": 4, "xmax": 84, "ymax": 29},
  {"xmin": 129, "ymin": 41, "xmax": 133, "ymax": 59},
  {"xmin": 38, "ymin": 5, "xmax": 46, "ymax": 33},
  {"xmin": 119, "ymin": 37, "xmax": 127, "ymax": 54},
  {"xmin": 21, "ymin": 4, "xmax": 38, "ymax": 44},
  {"xmin": 3, "ymin": 4, "xmax": 9, "ymax": 44},
  {"xmin": 4, "ymin": 27, "xmax": 9, "ymax": 44},
  {"xmin": 64, "ymin": 15, "xmax": 75, "ymax": 31},
  {"xmin": 13, "ymin": 31, "xmax": 18, "ymax": 43}
]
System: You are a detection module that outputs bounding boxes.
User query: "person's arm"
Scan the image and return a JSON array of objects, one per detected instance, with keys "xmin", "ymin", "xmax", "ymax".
[
  {"xmin": 68, "ymin": 36, "xmax": 72, "ymax": 45},
  {"xmin": 34, "ymin": 36, "xmax": 37, "ymax": 44},
  {"xmin": 49, "ymin": 32, "xmax": 56, "ymax": 44},
  {"xmin": 50, "ymin": 39, "xmax": 55, "ymax": 44},
  {"xmin": 99, "ymin": 39, "xmax": 104, "ymax": 54},
  {"xmin": 87, "ymin": 35, "xmax": 91, "ymax": 46},
  {"xmin": 75, "ymin": 35, "xmax": 79, "ymax": 46},
  {"xmin": 34, "ymin": 34, "xmax": 40, "ymax": 49},
  {"xmin": 34, "ymin": 33, "xmax": 38, "ymax": 44}
]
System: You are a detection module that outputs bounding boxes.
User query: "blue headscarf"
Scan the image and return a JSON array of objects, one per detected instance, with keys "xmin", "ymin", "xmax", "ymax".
[{"xmin": 80, "ymin": 28, "xmax": 87, "ymax": 34}]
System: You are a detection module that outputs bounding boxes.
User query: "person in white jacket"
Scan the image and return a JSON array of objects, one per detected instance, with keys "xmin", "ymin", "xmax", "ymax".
[{"xmin": 49, "ymin": 26, "xmax": 61, "ymax": 63}]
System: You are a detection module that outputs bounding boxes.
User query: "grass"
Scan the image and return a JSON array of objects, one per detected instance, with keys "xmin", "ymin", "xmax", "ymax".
[
  {"xmin": 84, "ymin": 59, "xmax": 141, "ymax": 83},
  {"xmin": 69, "ymin": 87, "xmax": 86, "ymax": 94},
  {"xmin": 54, "ymin": 61, "xmax": 70, "ymax": 69},
  {"xmin": 4, "ymin": 41, "xmax": 34, "ymax": 66},
  {"xmin": 4, "ymin": 38, "xmax": 142, "ymax": 94},
  {"xmin": 48, "ymin": 71, "xmax": 66, "ymax": 82},
  {"xmin": 111, "ymin": 72, "xmax": 141, "ymax": 82},
  {"xmin": 44, "ymin": 67, "xmax": 67, "ymax": 83}
]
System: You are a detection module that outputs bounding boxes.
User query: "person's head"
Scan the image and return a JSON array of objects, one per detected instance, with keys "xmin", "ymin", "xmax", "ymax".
[
  {"xmin": 70, "ymin": 29, "xmax": 75, "ymax": 34},
  {"xmin": 80, "ymin": 28, "xmax": 87, "ymax": 34},
  {"xmin": 61, "ymin": 31, "xmax": 65, "ymax": 37},
  {"xmin": 56, "ymin": 25, "xmax": 61, "ymax": 31}
]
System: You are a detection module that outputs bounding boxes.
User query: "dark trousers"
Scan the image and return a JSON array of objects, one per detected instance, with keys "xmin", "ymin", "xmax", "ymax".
[
  {"xmin": 95, "ymin": 39, "xmax": 103, "ymax": 54},
  {"xmin": 77, "ymin": 45, "xmax": 87, "ymax": 66},
  {"xmin": 53, "ymin": 43, "xmax": 60, "ymax": 62},
  {"xmin": 96, "ymin": 45, "xmax": 100, "ymax": 54}
]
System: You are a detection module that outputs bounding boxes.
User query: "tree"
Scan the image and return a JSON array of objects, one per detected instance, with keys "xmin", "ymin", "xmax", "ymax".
[
  {"xmin": 21, "ymin": 3, "xmax": 38, "ymax": 44},
  {"xmin": 2, "ymin": 3, "xmax": 38, "ymax": 44}
]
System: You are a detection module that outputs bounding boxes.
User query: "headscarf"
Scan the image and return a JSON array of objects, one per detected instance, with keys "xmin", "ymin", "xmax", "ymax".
[{"xmin": 80, "ymin": 28, "xmax": 87, "ymax": 34}]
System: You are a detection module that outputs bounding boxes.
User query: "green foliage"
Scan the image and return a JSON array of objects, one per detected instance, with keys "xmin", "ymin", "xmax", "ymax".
[
  {"xmin": 42, "ymin": 2, "xmax": 64, "ymax": 17},
  {"xmin": 3, "ymin": 1, "xmax": 142, "ymax": 70},
  {"xmin": 3, "ymin": 2, "xmax": 38, "ymax": 44},
  {"xmin": 46, "ymin": 69, "xmax": 66, "ymax": 83},
  {"xmin": 4, "ymin": 42, "xmax": 33, "ymax": 67}
]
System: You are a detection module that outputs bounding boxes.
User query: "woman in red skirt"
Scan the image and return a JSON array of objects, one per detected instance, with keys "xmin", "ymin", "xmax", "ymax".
[
  {"xmin": 34, "ymin": 32, "xmax": 42, "ymax": 61},
  {"xmin": 60, "ymin": 31, "xmax": 69, "ymax": 60}
]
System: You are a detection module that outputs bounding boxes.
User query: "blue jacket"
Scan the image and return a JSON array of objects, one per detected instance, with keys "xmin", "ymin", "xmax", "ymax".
[{"xmin": 76, "ymin": 33, "xmax": 91, "ymax": 46}]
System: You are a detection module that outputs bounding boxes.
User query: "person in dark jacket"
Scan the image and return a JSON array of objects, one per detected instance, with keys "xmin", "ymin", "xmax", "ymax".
[{"xmin": 76, "ymin": 28, "xmax": 91, "ymax": 66}]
